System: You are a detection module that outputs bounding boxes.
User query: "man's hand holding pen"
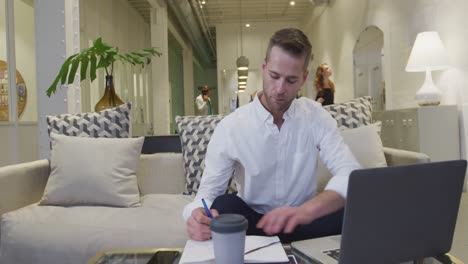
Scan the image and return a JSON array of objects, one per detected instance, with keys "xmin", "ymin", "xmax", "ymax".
[{"xmin": 187, "ymin": 200, "xmax": 219, "ymax": 241}]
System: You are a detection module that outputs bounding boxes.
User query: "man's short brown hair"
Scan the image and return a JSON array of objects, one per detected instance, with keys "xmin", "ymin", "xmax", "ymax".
[{"xmin": 265, "ymin": 28, "xmax": 312, "ymax": 70}]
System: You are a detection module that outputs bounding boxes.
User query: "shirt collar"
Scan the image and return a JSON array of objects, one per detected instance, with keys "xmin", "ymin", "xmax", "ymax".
[
  {"xmin": 284, "ymin": 99, "xmax": 297, "ymax": 120},
  {"xmin": 253, "ymin": 92, "xmax": 298, "ymax": 123},
  {"xmin": 252, "ymin": 92, "xmax": 271, "ymax": 123}
]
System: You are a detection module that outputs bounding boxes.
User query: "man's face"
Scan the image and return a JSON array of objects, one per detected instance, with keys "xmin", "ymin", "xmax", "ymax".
[{"xmin": 261, "ymin": 46, "xmax": 308, "ymax": 112}]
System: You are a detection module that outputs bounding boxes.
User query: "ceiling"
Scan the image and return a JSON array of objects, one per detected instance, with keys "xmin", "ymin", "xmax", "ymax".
[
  {"xmin": 128, "ymin": 0, "xmax": 322, "ymax": 26},
  {"xmin": 198, "ymin": 0, "xmax": 316, "ymax": 26},
  {"xmin": 127, "ymin": 0, "xmax": 329, "ymax": 64},
  {"xmin": 127, "ymin": 0, "xmax": 152, "ymax": 23}
]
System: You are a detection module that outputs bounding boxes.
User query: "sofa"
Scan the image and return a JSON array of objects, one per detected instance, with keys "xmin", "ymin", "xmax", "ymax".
[
  {"xmin": 0, "ymin": 97, "xmax": 431, "ymax": 264},
  {"xmin": 0, "ymin": 140, "xmax": 431, "ymax": 263}
]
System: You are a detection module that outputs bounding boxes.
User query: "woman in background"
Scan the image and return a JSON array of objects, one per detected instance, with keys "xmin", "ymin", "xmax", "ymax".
[{"xmin": 314, "ymin": 63, "xmax": 335, "ymax": 106}]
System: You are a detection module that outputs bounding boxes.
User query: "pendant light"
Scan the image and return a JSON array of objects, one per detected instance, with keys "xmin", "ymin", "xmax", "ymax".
[{"xmin": 237, "ymin": 0, "xmax": 248, "ymax": 92}]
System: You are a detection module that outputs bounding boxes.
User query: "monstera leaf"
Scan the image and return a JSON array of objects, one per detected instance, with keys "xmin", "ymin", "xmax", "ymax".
[{"xmin": 47, "ymin": 38, "xmax": 161, "ymax": 96}]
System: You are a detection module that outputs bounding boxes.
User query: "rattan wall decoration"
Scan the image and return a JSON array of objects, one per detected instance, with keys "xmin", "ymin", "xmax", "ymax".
[{"xmin": 0, "ymin": 60, "xmax": 27, "ymax": 121}]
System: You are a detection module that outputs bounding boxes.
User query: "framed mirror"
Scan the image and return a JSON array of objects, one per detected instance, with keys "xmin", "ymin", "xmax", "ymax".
[
  {"xmin": 353, "ymin": 26, "xmax": 384, "ymax": 111},
  {"xmin": 0, "ymin": 60, "xmax": 27, "ymax": 121}
]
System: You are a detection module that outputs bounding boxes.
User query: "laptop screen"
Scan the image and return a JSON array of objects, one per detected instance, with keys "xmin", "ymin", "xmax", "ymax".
[{"xmin": 339, "ymin": 160, "xmax": 466, "ymax": 263}]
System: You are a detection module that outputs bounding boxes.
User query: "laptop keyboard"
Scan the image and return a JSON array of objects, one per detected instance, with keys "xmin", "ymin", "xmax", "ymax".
[{"xmin": 323, "ymin": 248, "xmax": 340, "ymax": 261}]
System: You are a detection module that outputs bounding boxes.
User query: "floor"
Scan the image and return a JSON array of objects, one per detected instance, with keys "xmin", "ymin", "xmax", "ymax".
[{"xmin": 452, "ymin": 193, "xmax": 468, "ymax": 261}]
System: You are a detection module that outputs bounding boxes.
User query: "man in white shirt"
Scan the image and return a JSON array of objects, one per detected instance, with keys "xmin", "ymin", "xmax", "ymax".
[
  {"xmin": 184, "ymin": 28, "xmax": 361, "ymax": 243},
  {"xmin": 195, "ymin": 85, "xmax": 212, "ymax": 115}
]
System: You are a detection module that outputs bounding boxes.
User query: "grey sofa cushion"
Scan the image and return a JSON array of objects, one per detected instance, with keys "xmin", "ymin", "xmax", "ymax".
[
  {"xmin": 137, "ymin": 153, "xmax": 186, "ymax": 195},
  {"xmin": 39, "ymin": 134, "xmax": 144, "ymax": 207},
  {"xmin": 0, "ymin": 194, "xmax": 191, "ymax": 264},
  {"xmin": 316, "ymin": 122, "xmax": 386, "ymax": 192}
]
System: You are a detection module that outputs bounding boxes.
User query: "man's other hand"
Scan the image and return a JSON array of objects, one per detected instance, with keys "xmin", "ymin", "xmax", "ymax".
[
  {"xmin": 256, "ymin": 206, "xmax": 311, "ymax": 235},
  {"xmin": 187, "ymin": 207, "xmax": 219, "ymax": 241},
  {"xmin": 257, "ymin": 191, "xmax": 345, "ymax": 235},
  {"xmin": 203, "ymin": 95, "xmax": 210, "ymax": 101}
]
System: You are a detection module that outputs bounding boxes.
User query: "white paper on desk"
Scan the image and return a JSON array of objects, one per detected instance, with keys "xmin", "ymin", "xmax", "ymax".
[
  {"xmin": 244, "ymin": 236, "xmax": 288, "ymax": 263},
  {"xmin": 179, "ymin": 235, "xmax": 288, "ymax": 264}
]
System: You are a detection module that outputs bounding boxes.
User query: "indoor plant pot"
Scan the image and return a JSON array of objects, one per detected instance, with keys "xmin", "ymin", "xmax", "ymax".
[{"xmin": 47, "ymin": 38, "xmax": 161, "ymax": 111}]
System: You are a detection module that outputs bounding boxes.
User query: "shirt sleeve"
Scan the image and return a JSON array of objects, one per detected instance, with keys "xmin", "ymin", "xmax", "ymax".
[
  {"xmin": 182, "ymin": 120, "xmax": 236, "ymax": 222},
  {"xmin": 316, "ymin": 111, "xmax": 362, "ymax": 198}
]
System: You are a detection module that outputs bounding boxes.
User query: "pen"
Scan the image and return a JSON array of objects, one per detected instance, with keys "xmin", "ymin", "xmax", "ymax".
[{"xmin": 201, "ymin": 198, "xmax": 213, "ymax": 219}]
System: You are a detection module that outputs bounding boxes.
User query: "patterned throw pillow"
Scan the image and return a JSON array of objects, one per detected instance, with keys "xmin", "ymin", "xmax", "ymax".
[
  {"xmin": 324, "ymin": 96, "xmax": 373, "ymax": 129},
  {"xmin": 46, "ymin": 102, "xmax": 132, "ymax": 138},
  {"xmin": 175, "ymin": 115, "xmax": 225, "ymax": 194}
]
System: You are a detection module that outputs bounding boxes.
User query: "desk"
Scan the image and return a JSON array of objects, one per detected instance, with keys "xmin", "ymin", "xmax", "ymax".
[
  {"xmin": 87, "ymin": 245, "xmax": 308, "ymax": 264},
  {"xmin": 87, "ymin": 248, "xmax": 183, "ymax": 264},
  {"xmin": 87, "ymin": 246, "xmax": 464, "ymax": 264}
]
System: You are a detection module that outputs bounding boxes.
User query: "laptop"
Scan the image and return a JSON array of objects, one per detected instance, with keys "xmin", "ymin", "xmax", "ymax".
[{"xmin": 291, "ymin": 160, "xmax": 467, "ymax": 264}]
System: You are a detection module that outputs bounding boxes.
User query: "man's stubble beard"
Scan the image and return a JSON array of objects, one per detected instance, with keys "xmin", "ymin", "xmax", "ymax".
[{"xmin": 262, "ymin": 85, "xmax": 293, "ymax": 113}]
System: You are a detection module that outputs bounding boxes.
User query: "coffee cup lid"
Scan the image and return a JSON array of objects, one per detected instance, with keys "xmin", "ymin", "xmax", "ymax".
[{"xmin": 210, "ymin": 214, "xmax": 248, "ymax": 234}]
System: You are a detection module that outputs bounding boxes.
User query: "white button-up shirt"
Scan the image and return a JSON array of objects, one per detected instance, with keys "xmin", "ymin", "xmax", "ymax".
[{"xmin": 183, "ymin": 95, "xmax": 361, "ymax": 221}]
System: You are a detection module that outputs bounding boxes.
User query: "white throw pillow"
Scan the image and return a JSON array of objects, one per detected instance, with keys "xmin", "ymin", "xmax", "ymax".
[
  {"xmin": 316, "ymin": 122, "xmax": 386, "ymax": 192},
  {"xmin": 40, "ymin": 133, "xmax": 144, "ymax": 207}
]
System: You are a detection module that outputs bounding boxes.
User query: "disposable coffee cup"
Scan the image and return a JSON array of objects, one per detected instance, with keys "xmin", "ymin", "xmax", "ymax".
[{"xmin": 210, "ymin": 214, "xmax": 248, "ymax": 264}]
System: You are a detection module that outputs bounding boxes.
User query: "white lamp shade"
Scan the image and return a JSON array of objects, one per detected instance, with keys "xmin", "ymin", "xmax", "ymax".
[{"xmin": 405, "ymin": 31, "xmax": 449, "ymax": 72}]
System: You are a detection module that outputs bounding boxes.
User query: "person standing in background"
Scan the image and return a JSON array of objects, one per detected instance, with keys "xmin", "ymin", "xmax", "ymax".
[
  {"xmin": 314, "ymin": 63, "xmax": 335, "ymax": 106},
  {"xmin": 195, "ymin": 85, "xmax": 212, "ymax": 115}
]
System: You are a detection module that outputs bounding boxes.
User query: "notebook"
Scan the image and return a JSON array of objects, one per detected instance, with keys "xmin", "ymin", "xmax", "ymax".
[
  {"xmin": 291, "ymin": 160, "xmax": 467, "ymax": 264},
  {"xmin": 179, "ymin": 235, "xmax": 289, "ymax": 264}
]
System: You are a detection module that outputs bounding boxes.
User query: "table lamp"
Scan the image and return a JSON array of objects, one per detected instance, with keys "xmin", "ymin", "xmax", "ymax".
[{"xmin": 405, "ymin": 31, "xmax": 449, "ymax": 106}]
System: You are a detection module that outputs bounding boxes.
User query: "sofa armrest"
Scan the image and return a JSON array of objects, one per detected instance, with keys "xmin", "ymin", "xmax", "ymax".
[
  {"xmin": 383, "ymin": 147, "xmax": 430, "ymax": 166},
  {"xmin": 0, "ymin": 160, "xmax": 50, "ymax": 216}
]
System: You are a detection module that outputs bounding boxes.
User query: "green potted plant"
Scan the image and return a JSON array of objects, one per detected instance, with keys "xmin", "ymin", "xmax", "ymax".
[{"xmin": 47, "ymin": 38, "xmax": 161, "ymax": 111}]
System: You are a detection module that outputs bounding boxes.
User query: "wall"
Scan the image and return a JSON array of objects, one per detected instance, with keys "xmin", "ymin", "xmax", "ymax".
[
  {"xmin": 0, "ymin": 123, "xmax": 38, "ymax": 167},
  {"xmin": 215, "ymin": 22, "xmax": 299, "ymax": 113},
  {"xmin": 303, "ymin": 1, "xmax": 387, "ymax": 105},
  {"xmin": 153, "ymin": 3, "xmax": 206, "ymax": 134},
  {"xmin": 80, "ymin": 0, "xmax": 206, "ymax": 135},
  {"xmin": 79, "ymin": 0, "xmax": 151, "ymax": 59},
  {"xmin": 79, "ymin": 0, "xmax": 151, "ymax": 125},
  {"xmin": 168, "ymin": 31, "xmax": 184, "ymax": 133},
  {"xmin": 303, "ymin": 0, "xmax": 468, "ymax": 175},
  {"xmin": 304, "ymin": 0, "xmax": 468, "ymax": 108},
  {"xmin": 0, "ymin": 0, "xmax": 37, "ymax": 121},
  {"xmin": 0, "ymin": 0, "xmax": 38, "ymax": 167}
]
